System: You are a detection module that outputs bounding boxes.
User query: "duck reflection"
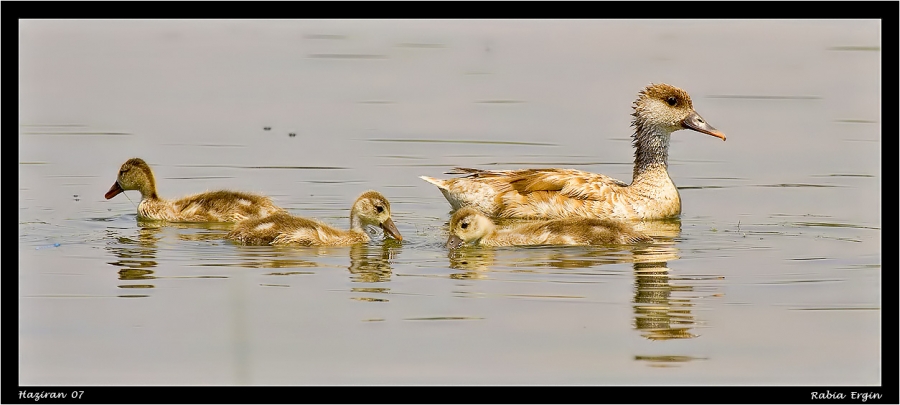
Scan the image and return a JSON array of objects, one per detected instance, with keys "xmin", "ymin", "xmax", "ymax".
[
  {"xmin": 107, "ymin": 220, "xmax": 242, "ymax": 291},
  {"xmin": 226, "ymin": 245, "xmax": 324, "ymax": 271},
  {"xmin": 130, "ymin": 220, "xmax": 252, "ymax": 382},
  {"xmin": 105, "ymin": 225, "xmax": 161, "ymax": 294},
  {"xmin": 348, "ymin": 242, "xmax": 398, "ymax": 283},
  {"xmin": 137, "ymin": 218, "xmax": 234, "ymax": 242},
  {"xmin": 223, "ymin": 238, "xmax": 400, "ymax": 285},
  {"xmin": 347, "ymin": 242, "xmax": 401, "ymax": 302},
  {"xmin": 625, "ymin": 221, "xmax": 693, "ymax": 340},
  {"xmin": 448, "ymin": 245, "xmax": 634, "ymax": 279},
  {"xmin": 629, "ymin": 220, "xmax": 708, "ymax": 341},
  {"xmin": 444, "ymin": 218, "xmax": 713, "ymax": 341},
  {"xmin": 631, "ymin": 244, "xmax": 698, "ymax": 340},
  {"xmin": 448, "ymin": 247, "xmax": 495, "ymax": 278}
]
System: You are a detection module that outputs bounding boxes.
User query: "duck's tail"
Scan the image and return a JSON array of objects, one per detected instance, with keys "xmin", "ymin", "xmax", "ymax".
[{"xmin": 419, "ymin": 176, "xmax": 448, "ymax": 190}]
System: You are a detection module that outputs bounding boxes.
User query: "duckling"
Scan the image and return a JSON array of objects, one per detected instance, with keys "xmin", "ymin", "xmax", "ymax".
[
  {"xmin": 227, "ymin": 190, "xmax": 402, "ymax": 246},
  {"xmin": 104, "ymin": 158, "xmax": 285, "ymax": 222},
  {"xmin": 446, "ymin": 207, "xmax": 652, "ymax": 248},
  {"xmin": 421, "ymin": 83, "xmax": 725, "ymax": 221}
]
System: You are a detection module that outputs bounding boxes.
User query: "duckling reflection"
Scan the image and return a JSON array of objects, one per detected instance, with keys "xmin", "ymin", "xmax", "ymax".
[
  {"xmin": 105, "ymin": 226, "xmax": 161, "ymax": 292},
  {"xmin": 227, "ymin": 244, "xmax": 331, "ymax": 271},
  {"xmin": 348, "ymin": 243, "xmax": 397, "ymax": 283},
  {"xmin": 138, "ymin": 218, "xmax": 234, "ymax": 243},
  {"xmin": 449, "ymin": 244, "xmax": 632, "ymax": 274},
  {"xmin": 629, "ymin": 218, "xmax": 683, "ymax": 241},
  {"xmin": 448, "ymin": 247, "xmax": 496, "ymax": 279}
]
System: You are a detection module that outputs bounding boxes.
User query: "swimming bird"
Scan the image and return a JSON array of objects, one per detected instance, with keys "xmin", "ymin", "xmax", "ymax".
[
  {"xmin": 227, "ymin": 190, "xmax": 402, "ymax": 246},
  {"xmin": 420, "ymin": 83, "xmax": 725, "ymax": 221},
  {"xmin": 446, "ymin": 207, "xmax": 652, "ymax": 248},
  {"xmin": 104, "ymin": 158, "xmax": 285, "ymax": 222}
]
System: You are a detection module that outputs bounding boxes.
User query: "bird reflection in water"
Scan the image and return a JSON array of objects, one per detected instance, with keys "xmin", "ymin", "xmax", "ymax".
[
  {"xmin": 348, "ymin": 242, "xmax": 400, "ymax": 302},
  {"xmin": 348, "ymin": 242, "xmax": 398, "ymax": 283},
  {"xmin": 133, "ymin": 219, "xmax": 234, "ymax": 243},
  {"xmin": 632, "ymin": 244, "xmax": 698, "ymax": 340},
  {"xmin": 105, "ymin": 225, "xmax": 162, "ymax": 295},
  {"xmin": 630, "ymin": 220, "xmax": 715, "ymax": 341},
  {"xmin": 445, "ymin": 218, "xmax": 717, "ymax": 342},
  {"xmin": 228, "ymin": 246, "xmax": 323, "ymax": 271},
  {"xmin": 448, "ymin": 247, "xmax": 495, "ymax": 279}
]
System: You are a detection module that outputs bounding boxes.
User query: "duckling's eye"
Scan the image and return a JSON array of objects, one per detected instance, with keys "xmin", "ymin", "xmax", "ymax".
[
  {"xmin": 666, "ymin": 96, "xmax": 677, "ymax": 106},
  {"xmin": 375, "ymin": 206, "xmax": 384, "ymax": 214},
  {"xmin": 460, "ymin": 222, "xmax": 469, "ymax": 229}
]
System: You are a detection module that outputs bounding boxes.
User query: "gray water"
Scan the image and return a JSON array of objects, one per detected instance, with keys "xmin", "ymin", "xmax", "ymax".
[{"xmin": 18, "ymin": 19, "xmax": 881, "ymax": 386}]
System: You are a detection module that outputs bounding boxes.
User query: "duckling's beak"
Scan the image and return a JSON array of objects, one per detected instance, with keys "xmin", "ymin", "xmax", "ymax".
[
  {"xmin": 105, "ymin": 181, "xmax": 124, "ymax": 199},
  {"xmin": 682, "ymin": 111, "xmax": 726, "ymax": 141},
  {"xmin": 380, "ymin": 218, "xmax": 403, "ymax": 241},
  {"xmin": 446, "ymin": 234, "xmax": 465, "ymax": 249}
]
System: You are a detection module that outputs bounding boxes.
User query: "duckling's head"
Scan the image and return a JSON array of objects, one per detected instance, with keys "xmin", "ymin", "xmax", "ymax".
[
  {"xmin": 447, "ymin": 207, "xmax": 496, "ymax": 249},
  {"xmin": 632, "ymin": 83, "xmax": 725, "ymax": 141},
  {"xmin": 350, "ymin": 190, "xmax": 402, "ymax": 241},
  {"xmin": 105, "ymin": 158, "xmax": 158, "ymax": 200}
]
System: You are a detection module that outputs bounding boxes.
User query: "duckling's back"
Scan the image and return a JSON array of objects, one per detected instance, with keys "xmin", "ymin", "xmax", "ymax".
[
  {"xmin": 228, "ymin": 212, "xmax": 323, "ymax": 245},
  {"xmin": 514, "ymin": 218, "xmax": 653, "ymax": 245},
  {"xmin": 170, "ymin": 190, "xmax": 285, "ymax": 222}
]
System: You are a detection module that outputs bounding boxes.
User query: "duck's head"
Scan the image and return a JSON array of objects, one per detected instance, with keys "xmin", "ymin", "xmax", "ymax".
[
  {"xmin": 105, "ymin": 158, "xmax": 158, "ymax": 200},
  {"xmin": 350, "ymin": 190, "xmax": 402, "ymax": 241},
  {"xmin": 446, "ymin": 207, "xmax": 496, "ymax": 249},
  {"xmin": 632, "ymin": 83, "xmax": 725, "ymax": 141}
]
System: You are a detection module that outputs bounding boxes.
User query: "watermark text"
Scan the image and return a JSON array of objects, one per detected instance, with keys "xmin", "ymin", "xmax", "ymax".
[
  {"xmin": 811, "ymin": 390, "xmax": 883, "ymax": 402},
  {"xmin": 18, "ymin": 391, "xmax": 84, "ymax": 401}
]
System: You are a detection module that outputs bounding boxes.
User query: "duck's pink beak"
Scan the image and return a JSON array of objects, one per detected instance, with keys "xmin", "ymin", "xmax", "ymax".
[
  {"xmin": 683, "ymin": 111, "xmax": 726, "ymax": 141},
  {"xmin": 105, "ymin": 181, "xmax": 124, "ymax": 199}
]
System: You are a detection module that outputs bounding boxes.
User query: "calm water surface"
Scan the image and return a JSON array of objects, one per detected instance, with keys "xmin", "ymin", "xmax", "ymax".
[{"xmin": 18, "ymin": 20, "xmax": 881, "ymax": 386}]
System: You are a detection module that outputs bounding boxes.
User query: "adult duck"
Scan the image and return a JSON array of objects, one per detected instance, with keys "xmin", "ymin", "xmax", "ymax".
[
  {"xmin": 446, "ymin": 207, "xmax": 652, "ymax": 248},
  {"xmin": 104, "ymin": 158, "xmax": 285, "ymax": 222},
  {"xmin": 227, "ymin": 190, "xmax": 402, "ymax": 246},
  {"xmin": 421, "ymin": 83, "xmax": 725, "ymax": 221}
]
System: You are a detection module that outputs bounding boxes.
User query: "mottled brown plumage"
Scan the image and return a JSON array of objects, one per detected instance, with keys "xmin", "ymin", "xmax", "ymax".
[
  {"xmin": 104, "ymin": 158, "xmax": 285, "ymax": 222},
  {"xmin": 227, "ymin": 190, "xmax": 402, "ymax": 246},
  {"xmin": 421, "ymin": 83, "xmax": 725, "ymax": 221},
  {"xmin": 446, "ymin": 207, "xmax": 653, "ymax": 248}
]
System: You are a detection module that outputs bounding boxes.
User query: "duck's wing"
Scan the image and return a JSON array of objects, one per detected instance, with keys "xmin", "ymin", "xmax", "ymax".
[
  {"xmin": 452, "ymin": 168, "xmax": 628, "ymax": 200},
  {"xmin": 423, "ymin": 168, "xmax": 630, "ymax": 219}
]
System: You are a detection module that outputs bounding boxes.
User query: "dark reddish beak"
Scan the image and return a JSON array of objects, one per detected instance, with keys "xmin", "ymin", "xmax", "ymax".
[
  {"xmin": 380, "ymin": 218, "xmax": 403, "ymax": 241},
  {"xmin": 683, "ymin": 111, "xmax": 726, "ymax": 141},
  {"xmin": 105, "ymin": 182, "xmax": 124, "ymax": 199}
]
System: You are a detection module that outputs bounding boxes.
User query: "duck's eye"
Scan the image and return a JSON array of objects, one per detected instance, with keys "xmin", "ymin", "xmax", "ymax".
[
  {"xmin": 460, "ymin": 222, "xmax": 469, "ymax": 229},
  {"xmin": 375, "ymin": 206, "xmax": 384, "ymax": 214},
  {"xmin": 666, "ymin": 96, "xmax": 677, "ymax": 106}
]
